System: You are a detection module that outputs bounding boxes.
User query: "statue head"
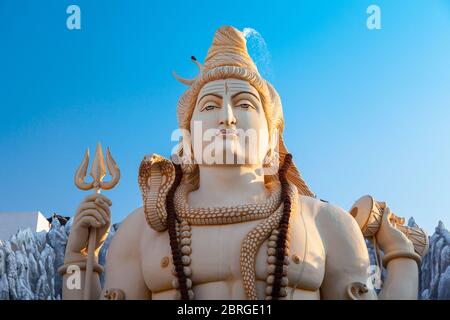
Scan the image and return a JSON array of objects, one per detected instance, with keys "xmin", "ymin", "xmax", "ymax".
[{"xmin": 173, "ymin": 26, "xmax": 313, "ymax": 197}]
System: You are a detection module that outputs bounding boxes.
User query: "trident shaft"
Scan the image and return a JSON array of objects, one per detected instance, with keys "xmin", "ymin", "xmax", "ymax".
[{"xmin": 74, "ymin": 142, "xmax": 120, "ymax": 300}]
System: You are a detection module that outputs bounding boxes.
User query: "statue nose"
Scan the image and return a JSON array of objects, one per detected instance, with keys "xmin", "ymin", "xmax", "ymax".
[{"xmin": 219, "ymin": 100, "xmax": 236, "ymax": 126}]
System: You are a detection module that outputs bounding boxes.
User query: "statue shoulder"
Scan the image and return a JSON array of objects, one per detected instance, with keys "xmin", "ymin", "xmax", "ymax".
[
  {"xmin": 114, "ymin": 207, "xmax": 162, "ymax": 238},
  {"xmin": 299, "ymin": 195, "xmax": 363, "ymax": 242},
  {"xmin": 105, "ymin": 207, "xmax": 162, "ymax": 277},
  {"xmin": 298, "ymin": 195, "xmax": 329, "ymax": 218},
  {"xmin": 117, "ymin": 207, "xmax": 145, "ymax": 231},
  {"xmin": 108, "ymin": 207, "xmax": 152, "ymax": 257}
]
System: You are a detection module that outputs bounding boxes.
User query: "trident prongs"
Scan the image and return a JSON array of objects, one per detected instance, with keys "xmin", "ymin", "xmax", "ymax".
[
  {"xmin": 101, "ymin": 147, "xmax": 120, "ymax": 190},
  {"xmin": 74, "ymin": 148, "xmax": 93, "ymax": 190},
  {"xmin": 74, "ymin": 142, "xmax": 120, "ymax": 192},
  {"xmin": 90, "ymin": 143, "xmax": 106, "ymax": 192}
]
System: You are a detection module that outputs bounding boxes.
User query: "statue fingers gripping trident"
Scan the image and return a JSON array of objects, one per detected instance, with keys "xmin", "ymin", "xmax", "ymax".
[{"xmin": 74, "ymin": 142, "xmax": 120, "ymax": 300}]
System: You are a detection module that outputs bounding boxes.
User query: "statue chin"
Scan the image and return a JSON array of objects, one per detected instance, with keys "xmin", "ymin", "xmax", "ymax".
[{"xmin": 195, "ymin": 143, "xmax": 259, "ymax": 166}]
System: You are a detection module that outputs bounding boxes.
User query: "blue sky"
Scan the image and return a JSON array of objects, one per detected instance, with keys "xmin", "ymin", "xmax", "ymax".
[{"xmin": 0, "ymin": 0, "xmax": 449, "ymax": 233}]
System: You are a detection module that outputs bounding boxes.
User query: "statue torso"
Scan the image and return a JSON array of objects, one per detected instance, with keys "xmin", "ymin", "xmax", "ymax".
[{"xmin": 139, "ymin": 195, "xmax": 326, "ymax": 300}]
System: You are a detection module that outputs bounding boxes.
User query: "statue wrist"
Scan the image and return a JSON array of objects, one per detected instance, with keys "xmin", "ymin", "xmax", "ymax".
[
  {"xmin": 63, "ymin": 251, "xmax": 100, "ymax": 266},
  {"xmin": 64, "ymin": 251, "xmax": 88, "ymax": 264},
  {"xmin": 378, "ymin": 237, "xmax": 415, "ymax": 258},
  {"xmin": 382, "ymin": 249, "xmax": 422, "ymax": 268},
  {"xmin": 58, "ymin": 260, "xmax": 104, "ymax": 276}
]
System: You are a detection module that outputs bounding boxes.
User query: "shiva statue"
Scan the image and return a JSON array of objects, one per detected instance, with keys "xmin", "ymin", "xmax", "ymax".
[{"xmin": 60, "ymin": 26, "xmax": 427, "ymax": 300}]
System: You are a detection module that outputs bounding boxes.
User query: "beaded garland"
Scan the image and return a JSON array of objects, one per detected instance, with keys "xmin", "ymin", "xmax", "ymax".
[
  {"xmin": 165, "ymin": 155, "xmax": 297, "ymax": 300},
  {"xmin": 174, "ymin": 181, "xmax": 282, "ymax": 225}
]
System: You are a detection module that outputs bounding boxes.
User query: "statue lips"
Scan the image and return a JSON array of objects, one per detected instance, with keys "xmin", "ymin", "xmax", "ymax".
[{"xmin": 216, "ymin": 128, "xmax": 238, "ymax": 138}]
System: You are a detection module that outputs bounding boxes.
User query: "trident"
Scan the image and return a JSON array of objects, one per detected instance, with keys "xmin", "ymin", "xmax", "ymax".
[{"xmin": 74, "ymin": 142, "xmax": 120, "ymax": 300}]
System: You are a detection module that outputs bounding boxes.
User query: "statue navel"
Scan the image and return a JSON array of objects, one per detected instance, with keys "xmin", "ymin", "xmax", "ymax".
[{"xmin": 160, "ymin": 256, "xmax": 170, "ymax": 268}]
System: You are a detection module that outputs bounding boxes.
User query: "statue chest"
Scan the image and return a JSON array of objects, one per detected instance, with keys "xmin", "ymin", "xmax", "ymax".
[{"xmin": 140, "ymin": 208, "xmax": 326, "ymax": 296}]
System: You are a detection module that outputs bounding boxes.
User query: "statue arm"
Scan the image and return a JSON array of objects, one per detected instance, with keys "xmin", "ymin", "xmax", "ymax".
[
  {"xmin": 62, "ymin": 208, "xmax": 151, "ymax": 300},
  {"xmin": 375, "ymin": 207, "xmax": 419, "ymax": 299},
  {"xmin": 100, "ymin": 208, "xmax": 152, "ymax": 300},
  {"xmin": 318, "ymin": 203, "xmax": 418, "ymax": 300},
  {"xmin": 377, "ymin": 258, "xmax": 418, "ymax": 300},
  {"xmin": 61, "ymin": 264, "xmax": 103, "ymax": 300},
  {"xmin": 318, "ymin": 203, "xmax": 377, "ymax": 299}
]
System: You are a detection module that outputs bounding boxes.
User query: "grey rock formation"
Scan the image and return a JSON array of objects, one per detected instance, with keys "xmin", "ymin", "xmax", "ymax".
[
  {"xmin": 0, "ymin": 217, "xmax": 67, "ymax": 300},
  {"xmin": 419, "ymin": 221, "xmax": 450, "ymax": 300},
  {"xmin": 46, "ymin": 218, "xmax": 70, "ymax": 296},
  {"xmin": 0, "ymin": 217, "xmax": 121, "ymax": 300}
]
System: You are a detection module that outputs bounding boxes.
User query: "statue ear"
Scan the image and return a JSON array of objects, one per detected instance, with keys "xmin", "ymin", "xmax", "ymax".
[
  {"xmin": 263, "ymin": 128, "xmax": 280, "ymax": 175},
  {"xmin": 270, "ymin": 128, "xmax": 280, "ymax": 156},
  {"xmin": 181, "ymin": 130, "xmax": 194, "ymax": 164}
]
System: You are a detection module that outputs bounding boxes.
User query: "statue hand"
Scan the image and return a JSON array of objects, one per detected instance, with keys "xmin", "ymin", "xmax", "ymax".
[
  {"xmin": 375, "ymin": 207, "xmax": 414, "ymax": 255},
  {"xmin": 65, "ymin": 194, "xmax": 112, "ymax": 263}
]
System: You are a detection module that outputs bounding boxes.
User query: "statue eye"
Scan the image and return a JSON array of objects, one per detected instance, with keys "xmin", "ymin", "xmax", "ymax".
[
  {"xmin": 204, "ymin": 105, "xmax": 217, "ymax": 111},
  {"xmin": 237, "ymin": 103, "xmax": 251, "ymax": 109}
]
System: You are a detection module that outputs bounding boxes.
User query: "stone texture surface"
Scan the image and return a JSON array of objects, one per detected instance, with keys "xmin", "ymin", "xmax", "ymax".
[
  {"xmin": 419, "ymin": 220, "xmax": 450, "ymax": 300},
  {"xmin": 0, "ymin": 217, "xmax": 117, "ymax": 299}
]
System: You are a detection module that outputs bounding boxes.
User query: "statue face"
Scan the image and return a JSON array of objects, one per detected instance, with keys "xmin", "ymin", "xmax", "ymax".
[{"xmin": 189, "ymin": 78, "xmax": 270, "ymax": 166}]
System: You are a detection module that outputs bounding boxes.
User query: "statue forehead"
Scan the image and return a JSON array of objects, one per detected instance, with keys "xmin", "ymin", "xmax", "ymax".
[{"xmin": 198, "ymin": 78, "xmax": 260, "ymax": 97}]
